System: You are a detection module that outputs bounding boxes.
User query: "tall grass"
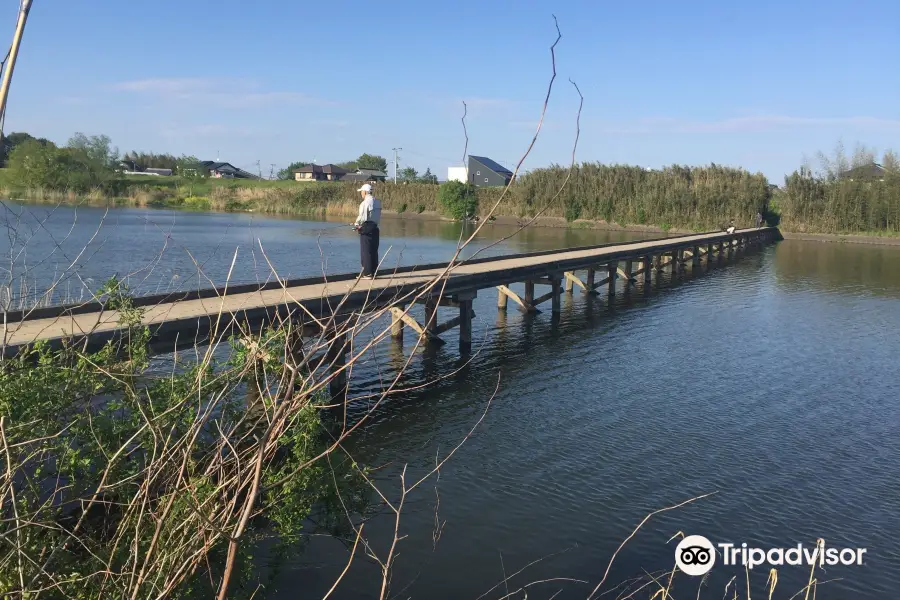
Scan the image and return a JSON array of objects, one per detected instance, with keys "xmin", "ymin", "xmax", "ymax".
[
  {"xmin": 6, "ymin": 149, "xmax": 900, "ymax": 235},
  {"xmin": 777, "ymin": 146, "xmax": 900, "ymax": 234}
]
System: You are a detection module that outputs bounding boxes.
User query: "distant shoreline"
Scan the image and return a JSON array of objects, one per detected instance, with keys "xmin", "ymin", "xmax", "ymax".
[
  {"xmin": 777, "ymin": 231, "xmax": 900, "ymax": 246},
  {"xmin": 6, "ymin": 193, "xmax": 900, "ymax": 247}
]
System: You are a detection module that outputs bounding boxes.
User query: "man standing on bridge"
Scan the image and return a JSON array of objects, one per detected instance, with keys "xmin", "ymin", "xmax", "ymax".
[{"xmin": 353, "ymin": 183, "xmax": 382, "ymax": 278}]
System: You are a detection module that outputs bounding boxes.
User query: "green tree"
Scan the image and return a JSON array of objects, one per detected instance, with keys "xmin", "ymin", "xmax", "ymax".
[
  {"xmin": 399, "ymin": 166, "xmax": 418, "ymax": 182},
  {"xmin": 67, "ymin": 132, "xmax": 119, "ymax": 168},
  {"xmin": 356, "ymin": 153, "xmax": 387, "ymax": 173},
  {"xmin": 6, "ymin": 137, "xmax": 113, "ymax": 192},
  {"xmin": 437, "ymin": 180, "xmax": 478, "ymax": 219},
  {"xmin": 176, "ymin": 155, "xmax": 206, "ymax": 178},
  {"xmin": 420, "ymin": 167, "xmax": 438, "ymax": 184},
  {"xmin": 278, "ymin": 161, "xmax": 311, "ymax": 180},
  {"xmin": 0, "ymin": 131, "xmax": 54, "ymax": 166}
]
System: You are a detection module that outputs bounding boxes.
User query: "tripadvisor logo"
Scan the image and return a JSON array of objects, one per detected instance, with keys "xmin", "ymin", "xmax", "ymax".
[
  {"xmin": 675, "ymin": 535, "xmax": 716, "ymax": 576},
  {"xmin": 674, "ymin": 536, "xmax": 868, "ymax": 576}
]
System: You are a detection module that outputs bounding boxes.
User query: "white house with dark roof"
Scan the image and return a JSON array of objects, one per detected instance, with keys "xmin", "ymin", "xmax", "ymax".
[{"xmin": 447, "ymin": 156, "xmax": 513, "ymax": 187}]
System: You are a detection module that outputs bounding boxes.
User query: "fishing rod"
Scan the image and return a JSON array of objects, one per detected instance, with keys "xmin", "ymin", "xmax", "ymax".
[
  {"xmin": 304, "ymin": 222, "xmax": 357, "ymax": 235},
  {"xmin": 0, "ymin": 0, "xmax": 33, "ymax": 144}
]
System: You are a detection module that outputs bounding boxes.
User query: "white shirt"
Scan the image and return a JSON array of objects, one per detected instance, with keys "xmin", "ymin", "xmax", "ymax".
[{"xmin": 354, "ymin": 194, "xmax": 381, "ymax": 226}]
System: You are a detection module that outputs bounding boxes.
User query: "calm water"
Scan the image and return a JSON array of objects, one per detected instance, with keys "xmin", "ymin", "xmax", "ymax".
[{"xmin": 3, "ymin": 203, "xmax": 899, "ymax": 599}]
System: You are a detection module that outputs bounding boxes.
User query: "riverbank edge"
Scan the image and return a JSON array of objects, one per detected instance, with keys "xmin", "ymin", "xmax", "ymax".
[
  {"xmin": 777, "ymin": 232, "xmax": 900, "ymax": 246},
  {"xmin": 7, "ymin": 195, "xmax": 900, "ymax": 246}
]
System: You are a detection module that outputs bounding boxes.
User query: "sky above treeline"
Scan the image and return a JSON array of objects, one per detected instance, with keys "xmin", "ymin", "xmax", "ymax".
[{"xmin": 3, "ymin": 0, "xmax": 899, "ymax": 183}]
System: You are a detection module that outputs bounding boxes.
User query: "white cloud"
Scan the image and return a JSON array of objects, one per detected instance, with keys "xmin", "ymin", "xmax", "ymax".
[{"xmin": 108, "ymin": 77, "xmax": 331, "ymax": 109}]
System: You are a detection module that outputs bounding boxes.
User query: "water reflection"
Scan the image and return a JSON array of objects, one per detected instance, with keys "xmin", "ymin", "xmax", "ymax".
[{"xmin": 774, "ymin": 239, "xmax": 900, "ymax": 297}]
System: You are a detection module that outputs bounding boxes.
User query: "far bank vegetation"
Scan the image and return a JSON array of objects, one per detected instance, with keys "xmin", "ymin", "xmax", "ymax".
[{"xmin": 1, "ymin": 131, "xmax": 898, "ymax": 235}]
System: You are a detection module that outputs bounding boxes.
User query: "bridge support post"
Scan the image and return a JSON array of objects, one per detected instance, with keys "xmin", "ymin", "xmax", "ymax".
[
  {"xmin": 457, "ymin": 291, "xmax": 476, "ymax": 353},
  {"xmin": 565, "ymin": 273, "xmax": 575, "ymax": 294},
  {"xmin": 692, "ymin": 246, "xmax": 700, "ymax": 267},
  {"xmin": 424, "ymin": 298, "xmax": 439, "ymax": 342},
  {"xmin": 607, "ymin": 262, "xmax": 617, "ymax": 298},
  {"xmin": 550, "ymin": 275, "xmax": 562, "ymax": 314},
  {"xmin": 327, "ymin": 334, "xmax": 349, "ymax": 405},
  {"xmin": 497, "ymin": 286, "xmax": 508, "ymax": 311},
  {"xmin": 586, "ymin": 268, "xmax": 597, "ymax": 295},
  {"xmin": 642, "ymin": 256, "xmax": 651, "ymax": 288},
  {"xmin": 706, "ymin": 243, "xmax": 713, "ymax": 261},
  {"xmin": 391, "ymin": 303, "xmax": 405, "ymax": 340},
  {"xmin": 524, "ymin": 280, "xmax": 535, "ymax": 309},
  {"xmin": 622, "ymin": 260, "xmax": 633, "ymax": 297}
]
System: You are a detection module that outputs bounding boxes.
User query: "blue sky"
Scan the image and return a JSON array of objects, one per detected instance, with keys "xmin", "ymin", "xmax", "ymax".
[{"xmin": 4, "ymin": 0, "xmax": 898, "ymax": 183}]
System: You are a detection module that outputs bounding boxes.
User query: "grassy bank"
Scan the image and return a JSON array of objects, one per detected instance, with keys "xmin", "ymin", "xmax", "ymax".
[
  {"xmin": 5, "ymin": 162, "xmax": 900, "ymax": 237},
  {"xmin": 0, "ymin": 164, "xmax": 772, "ymax": 230}
]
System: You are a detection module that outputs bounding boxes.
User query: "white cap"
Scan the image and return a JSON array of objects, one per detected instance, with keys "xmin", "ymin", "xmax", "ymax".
[{"xmin": 357, "ymin": 183, "xmax": 372, "ymax": 192}]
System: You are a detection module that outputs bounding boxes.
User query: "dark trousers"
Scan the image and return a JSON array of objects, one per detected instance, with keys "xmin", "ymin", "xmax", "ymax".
[{"xmin": 358, "ymin": 222, "xmax": 379, "ymax": 276}]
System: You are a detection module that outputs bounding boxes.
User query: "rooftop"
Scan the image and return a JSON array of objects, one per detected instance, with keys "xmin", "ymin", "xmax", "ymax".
[{"xmin": 469, "ymin": 155, "xmax": 513, "ymax": 175}]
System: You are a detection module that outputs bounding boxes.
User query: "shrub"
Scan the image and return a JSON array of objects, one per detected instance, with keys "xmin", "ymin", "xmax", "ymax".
[
  {"xmin": 415, "ymin": 203, "xmax": 426, "ymax": 214},
  {"xmin": 437, "ymin": 180, "xmax": 478, "ymax": 220},
  {"xmin": 397, "ymin": 202, "xmax": 407, "ymax": 214}
]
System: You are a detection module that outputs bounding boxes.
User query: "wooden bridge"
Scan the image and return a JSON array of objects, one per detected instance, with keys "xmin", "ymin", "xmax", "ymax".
[{"xmin": 2, "ymin": 228, "xmax": 779, "ymax": 368}]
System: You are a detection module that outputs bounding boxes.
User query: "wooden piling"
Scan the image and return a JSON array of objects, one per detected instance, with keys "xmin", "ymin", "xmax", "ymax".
[
  {"xmin": 524, "ymin": 280, "xmax": 535, "ymax": 308},
  {"xmin": 391, "ymin": 303, "xmax": 405, "ymax": 340},
  {"xmin": 607, "ymin": 262, "xmax": 617, "ymax": 297},
  {"xmin": 586, "ymin": 267, "xmax": 596, "ymax": 292},
  {"xmin": 642, "ymin": 256, "xmax": 651, "ymax": 286},
  {"xmin": 327, "ymin": 334, "xmax": 349, "ymax": 404},
  {"xmin": 497, "ymin": 286, "xmax": 508, "ymax": 311},
  {"xmin": 457, "ymin": 292, "xmax": 475, "ymax": 353},
  {"xmin": 424, "ymin": 297, "xmax": 439, "ymax": 339},
  {"xmin": 692, "ymin": 246, "xmax": 700, "ymax": 267},
  {"xmin": 550, "ymin": 276, "xmax": 562, "ymax": 314}
]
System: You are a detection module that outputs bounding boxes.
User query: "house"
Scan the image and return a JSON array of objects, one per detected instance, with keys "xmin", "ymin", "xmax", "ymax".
[
  {"xmin": 292, "ymin": 164, "xmax": 387, "ymax": 183},
  {"xmin": 144, "ymin": 167, "xmax": 173, "ymax": 176},
  {"xmin": 355, "ymin": 168, "xmax": 387, "ymax": 182},
  {"xmin": 199, "ymin": 161, "xmax": 258, "ymax": 179},
  {"xmin": 467, "ymin": 155, "xmax": 513, "ymax": 187},
  {"xmin": 447, "ymin": 166, "xmax": 468, "ymax": 183},
  {"xmin": 293, "ymin": 164, "xmax": 348, "ymax": 182},
  {"xmin": 840, "ymin": 163, "xmax": 889, "ymax": 182}
]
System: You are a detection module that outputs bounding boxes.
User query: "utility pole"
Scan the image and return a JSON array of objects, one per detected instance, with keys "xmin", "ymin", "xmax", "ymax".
[
  {"xmin": 255, "ymin": 160, "xmax": 261, "ymax": 179},
  {"xmin": 269, "ymin": 163, "xmax": 276, "ymax": 180},
  {"xmin": 392, "ymin": 147, "xmax": 402, "ymax": 184},
  {"xmin": 0, "ymin": 0, "xmax": 34, "ymax": 146}
]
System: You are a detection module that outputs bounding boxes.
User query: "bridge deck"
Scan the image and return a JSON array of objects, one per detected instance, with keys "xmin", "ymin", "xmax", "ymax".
[{"xmin": 2, "ymin": 227, "xmax": 775, "ymax": 355}]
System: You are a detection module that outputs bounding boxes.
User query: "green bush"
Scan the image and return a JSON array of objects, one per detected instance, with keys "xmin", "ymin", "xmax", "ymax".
[
  {"xmin": 5, "ymin": 139, "xmax": 112, "ymax": 192},
  {"xmin": 437, "ymin": 180, "xmax": 478, "ymax": 220},
  {"xmin": 397, "ymin": 202, "xmax": 407, "ymax": 214},
  {"xmin": 415, "ymin": 203, "xmax": 426, "ymax": 214}
]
